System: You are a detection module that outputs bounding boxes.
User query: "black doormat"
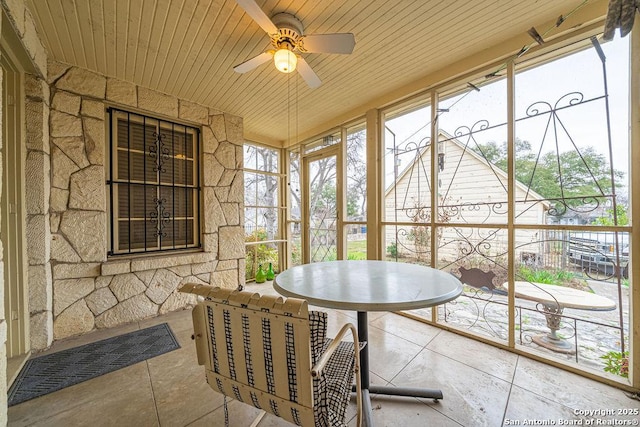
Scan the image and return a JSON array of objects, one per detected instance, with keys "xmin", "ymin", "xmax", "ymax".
[{"xmin": 8, "ymin": 323, "xmax": 180, "ymax": 406}]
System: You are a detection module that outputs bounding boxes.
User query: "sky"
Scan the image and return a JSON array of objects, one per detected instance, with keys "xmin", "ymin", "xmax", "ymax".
[{"xmin": 384, "ymin": 34, "xmax": 631, "ymax": 196}]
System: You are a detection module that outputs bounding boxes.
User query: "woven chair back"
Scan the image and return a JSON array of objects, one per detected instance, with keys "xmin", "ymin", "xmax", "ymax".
[{"xmin": 181, "ymin": 284, "xmax": 316, "ymax": 426}]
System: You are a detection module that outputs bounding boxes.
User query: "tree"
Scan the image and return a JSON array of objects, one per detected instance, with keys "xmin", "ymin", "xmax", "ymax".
[
  {"xmin": 472, "ymin": 140, "xmax": 624, "ymax": 208},
  {"xmin": 313, "ymin": 180, "xmax": 337, "ymax": 214},
  {"xmin": 346, "ymin": 130, "xmax": 367, "ymax": 218},
  {"xmin": 288, "ymin": 130, "xmax": 367, "ymax": 220},
  {"xmin": 476, "ymin": 138, "xmax": 533, "ymax": 165},
  {"xmin": 308, "ymin": 155, "xmax": 337, "ymax": 219},
  {"xmin": 244, "ymin": 145, "xmax": 279, "ymax": 239},
  {"xmin": 592, "ymin": 204, "xmax": 629, "ymax": 226},
  {"xmin": 535, "ymin": 148, "xmax": 621, "ymax": 205}
]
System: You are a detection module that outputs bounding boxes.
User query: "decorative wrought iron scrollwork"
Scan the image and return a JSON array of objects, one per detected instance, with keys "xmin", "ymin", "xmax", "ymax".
[
  {"xmin": 441, "ymin": 287, "xmax": 510, "ymax": 341},
  {"xmin": 545, "ymin": 196, "xmax": 606, "ymax": 217},
  {"xmin": 520, "ymin": 91, "xmax": 617, "ymax": 215},
  {"xmin": 148, "ymin": 131, "xmax": 171, "ymax": 173},
  {"xmin": 150, "ymin": 197, "xmax": 171, "ymax": 237},
  {"xmin": 387, "ymin": 62, "xmax": 627, "ymax": 368}
]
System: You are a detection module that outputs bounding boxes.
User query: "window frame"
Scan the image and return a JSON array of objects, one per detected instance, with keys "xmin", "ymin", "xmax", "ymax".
[
  {"xmin": 285, "ymin": 27, "xmax": 638, "ymax": 388},
  {"xmin": 377, "ymin": 33, "xmax": 633, "ymax": 385},
  {"xmin": 107, "ymin": 107, "xmax": 202, "ymax": 256},
  {"xmin": 243, "ymin": 142, "xmax": 286, "ymax": 280}
]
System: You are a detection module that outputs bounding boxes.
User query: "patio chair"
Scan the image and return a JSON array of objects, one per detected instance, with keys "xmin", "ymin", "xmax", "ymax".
[{"xmin": 179, "ymin": 283, "xmax": 362, "ymax": 427}]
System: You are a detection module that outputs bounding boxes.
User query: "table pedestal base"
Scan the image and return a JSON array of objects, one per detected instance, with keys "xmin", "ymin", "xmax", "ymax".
[
  {"xmin": 356, "ymin": 312, "xmax": 443, "ymax": 425},
  {"xmin": 354, "ymin": 385, "xmax": 442, "ymax": 426},
  {"xmin": 533, "ymin": 305, "xmax": 576, "ymax": 354},
  {"xmin": 361, "ymin": 389, "xmax": 373, "ymax": 427},
  {"xmin": 532, "ymin": 334, "xmax": 576, "ymax": 354},
  {"xmin": 367, "ymin": 385, "xmax": 443, "ymax": 400}
]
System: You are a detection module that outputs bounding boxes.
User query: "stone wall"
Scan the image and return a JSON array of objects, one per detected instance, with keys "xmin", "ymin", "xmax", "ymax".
[
  {"xmin": 25, "ymin": 73, "xmax": 52, "ymax": 350},
  {"xmin": 0, "ymin": 3, "xmax": 245, "ymax": 421},
  {"xmin": 48, "ymin": 62, "xmax": 245, "ymax": 340}
]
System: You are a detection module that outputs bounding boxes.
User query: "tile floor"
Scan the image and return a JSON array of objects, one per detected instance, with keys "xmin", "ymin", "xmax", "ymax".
[{"xmin": 8, "ymin": 282, "xmax": 639, "ymax": 427}]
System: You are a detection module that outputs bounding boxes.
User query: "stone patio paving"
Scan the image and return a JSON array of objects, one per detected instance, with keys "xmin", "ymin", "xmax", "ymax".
[{"xmin": 410, "ymin": 278, "xmax": 629, "ymax": 378}]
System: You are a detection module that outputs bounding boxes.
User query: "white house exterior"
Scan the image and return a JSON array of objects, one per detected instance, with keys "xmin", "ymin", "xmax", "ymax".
[{"xmin": 384, "ymin": 132, "xmax": 549, "ymax": 265}]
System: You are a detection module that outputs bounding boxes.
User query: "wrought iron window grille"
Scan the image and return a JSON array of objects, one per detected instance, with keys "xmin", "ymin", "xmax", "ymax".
[{"xmin": 107, "ymin": 107, "xmax": 201, "ymax": 255}]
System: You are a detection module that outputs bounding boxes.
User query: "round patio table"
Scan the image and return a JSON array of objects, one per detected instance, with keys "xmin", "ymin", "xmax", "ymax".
[
  {"xmin": 274, "ymin": 260, "xmax": 463, "ymax": 427},
  {"xmin": 513, "ymin": 281, "xmax": 616, "ymax": 354}
]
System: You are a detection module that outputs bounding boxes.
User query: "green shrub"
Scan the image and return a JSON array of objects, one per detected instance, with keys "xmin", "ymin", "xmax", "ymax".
[
  {"xmin": 347, "ymin": 252, "xmax": 366, "ymax": 260},
  {"xmin": 245, "ymin": 228, "xmax": 278, "ymax": 280},
  {"xmin": 517, "ymin": 265, "xmax": 576, "ymax": 285},
  {"xmin": 290, "ymin": 242, "xmax": 301, "ymax": 265},
  {"xmin": 601, "ymin": 351, "xmax": 629, "ymax": 378},
  {"xmin": 386, "ymin": 242, "xmax": 398, "ymax": 258}
]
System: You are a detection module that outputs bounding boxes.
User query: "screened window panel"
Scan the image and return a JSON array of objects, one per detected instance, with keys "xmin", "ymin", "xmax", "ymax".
[
  {"xmin": 244, "ymin": 144, "xmax": 278, "ymax": 172},
  {"xmin": 244, "ymin": 143, "xmax": 282, "ymax": 281},
  {"xmin": 347, "ymin": 125, "xmax": 367, "ymax": 221},
  {"xmin": 244, "ymin": 172, "xmax": 258, "ymax": 206},
  {"xmin": 289, "ymin": 151, "xmax": 301, "ymax": 221}
]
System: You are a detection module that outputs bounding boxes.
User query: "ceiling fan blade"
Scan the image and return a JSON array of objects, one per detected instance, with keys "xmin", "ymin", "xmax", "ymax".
[
  {"xmin": 299, "ymin": 33, "xmax": 356, "ymax": 54},
  {"xmin": 233, "ymin": 51, "xmax": 273, "ymax": 73},
  {"xmin": 236, "ymin": 0, "xmax": 278, "ymax": 34},
  {"xmin": 297, "ymin": 57, "xmax": 322, "ymax": 89}
]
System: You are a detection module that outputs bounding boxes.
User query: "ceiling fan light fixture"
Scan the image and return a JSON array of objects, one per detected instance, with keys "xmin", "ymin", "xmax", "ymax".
[{"xmin": 274, "ymin": 48, "xmax": 297, "ymax": 73}]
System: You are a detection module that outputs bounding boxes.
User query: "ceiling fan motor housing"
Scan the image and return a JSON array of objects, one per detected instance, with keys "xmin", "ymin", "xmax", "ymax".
[
  {"xmin": 233, "ymin": 0, "xmax": 353, "ymax": 88},
  {"xmin": 271, "ymin": 12, "xmax": 304, "ymax": 50}
]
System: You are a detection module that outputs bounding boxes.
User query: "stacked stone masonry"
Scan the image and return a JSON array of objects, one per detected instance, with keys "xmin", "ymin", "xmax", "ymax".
[
  {"xmin": 25, "ymin": 72, "xmax": 52, "ymax": 351},
  {"xmin": 48, "ymin": 63, "xmax": 245, "ymax": 342}
]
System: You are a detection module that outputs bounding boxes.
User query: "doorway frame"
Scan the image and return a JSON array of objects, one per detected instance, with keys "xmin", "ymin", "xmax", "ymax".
[
  {"xmin": 1, "ymin": 9, "xmax": 35, "ymax": 382},
  {"xmin": 300, "ymin": 144, "xmax": 344, "ymax": 264}
]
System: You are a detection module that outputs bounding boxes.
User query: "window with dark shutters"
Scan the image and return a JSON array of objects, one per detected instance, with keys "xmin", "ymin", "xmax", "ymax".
[{"xmin": 107, "ymin": 108, "xmax": 201, "ymax": 255}]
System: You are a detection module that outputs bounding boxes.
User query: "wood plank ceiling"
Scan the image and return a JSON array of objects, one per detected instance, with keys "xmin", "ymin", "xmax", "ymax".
[{"xmin": 26, "ymin": 0, "xmax": 599, "ymax": 145}]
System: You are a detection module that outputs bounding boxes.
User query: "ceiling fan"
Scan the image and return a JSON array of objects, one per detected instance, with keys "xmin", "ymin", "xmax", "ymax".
[{"xmin": 233, "ymin": 0, "xmax": 356, "ymax": 88}]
